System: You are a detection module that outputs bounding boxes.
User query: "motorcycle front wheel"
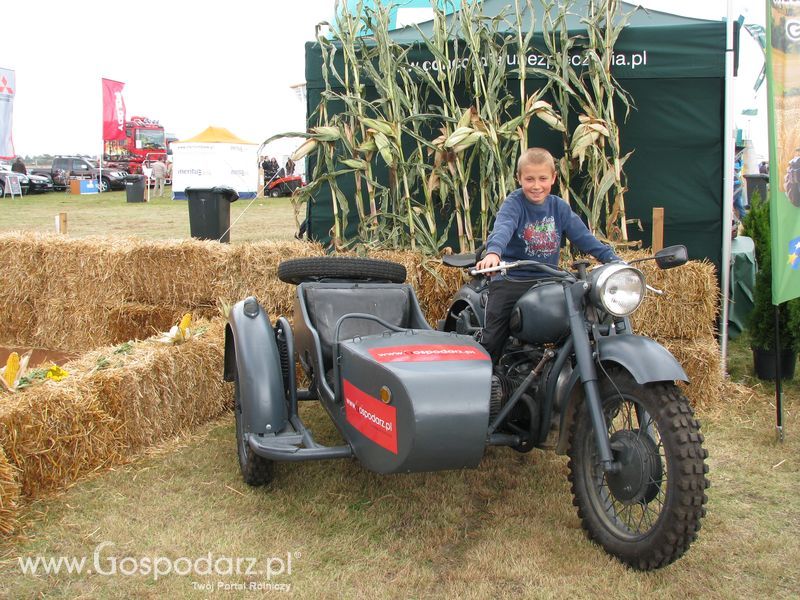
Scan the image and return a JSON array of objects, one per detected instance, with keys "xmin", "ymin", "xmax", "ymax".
[{"xmin": 567, "ymin": 368, "xmax": 709, "ymax": 570}]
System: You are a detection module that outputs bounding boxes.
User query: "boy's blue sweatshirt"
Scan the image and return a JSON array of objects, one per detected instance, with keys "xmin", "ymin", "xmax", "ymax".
[{"xmin": 485, "ymin": 190, "xmax": 619, "ymax": 279}]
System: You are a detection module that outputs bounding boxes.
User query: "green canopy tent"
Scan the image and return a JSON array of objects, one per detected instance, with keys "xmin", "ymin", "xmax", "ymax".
[{"xmin": 303, "ymin": 1, "xmax": 735, "ymax": 269}]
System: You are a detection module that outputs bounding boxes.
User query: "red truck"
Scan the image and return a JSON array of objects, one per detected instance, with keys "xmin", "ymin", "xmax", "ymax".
[{"xmin": 103, "ymin": 115, "xmax": 167, "ymax": 175}]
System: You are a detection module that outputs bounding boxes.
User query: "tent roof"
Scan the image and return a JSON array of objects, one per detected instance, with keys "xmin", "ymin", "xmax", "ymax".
[
  {"xmin": 176, "ymin": 126, "xmax": 256, "ymax": 145},
  {"xmin": 388, "ymin": 0, "xmax": 720, "ymax": 43}
]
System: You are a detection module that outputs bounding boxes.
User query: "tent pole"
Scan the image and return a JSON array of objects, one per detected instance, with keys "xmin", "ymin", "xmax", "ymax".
[
  {"xmin": 774, "ymin": 304, "xmax": 784, "ymax": 441},
  {"xmin": 719, "ymin": 0, "xmax": 735, "ymax": 376}
]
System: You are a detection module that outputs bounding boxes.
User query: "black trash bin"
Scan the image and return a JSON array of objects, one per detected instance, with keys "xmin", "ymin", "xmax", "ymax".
[
  {"xmin": 125, "ymin": 175, "xmax": 146, "ymax": 203},
  {"xmin": 744, "ymin": 173, "xmax": 768, "ymax": 204},
  {"xmin": 185, "ymin": 186, "xmax": 239, "ymax": 243}
]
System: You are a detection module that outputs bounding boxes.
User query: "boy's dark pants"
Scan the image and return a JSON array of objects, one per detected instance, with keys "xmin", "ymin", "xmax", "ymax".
[{"xmin": 481, "ymin": 278, "xmax": 537, "ymax": 362}]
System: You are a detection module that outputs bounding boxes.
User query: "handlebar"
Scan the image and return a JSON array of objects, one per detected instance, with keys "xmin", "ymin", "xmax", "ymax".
[{"xmin": 470, "ymin": 259, "xmax": 572, "ymax": 279}]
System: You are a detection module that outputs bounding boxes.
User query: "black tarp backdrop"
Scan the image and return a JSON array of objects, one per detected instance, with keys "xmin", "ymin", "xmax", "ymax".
[{"xmin": 303, "ymin": 2, "xmax": 732, "ymax": 268}]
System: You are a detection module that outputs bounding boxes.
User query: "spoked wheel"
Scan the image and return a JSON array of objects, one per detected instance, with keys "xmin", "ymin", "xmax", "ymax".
[
  {"xmin": 568, "ymin": 368, "xmax": 709, "ymax": 570},
  {"xmin": 234, "ymin": 369, "xmax": 274, "ymax": 486}
]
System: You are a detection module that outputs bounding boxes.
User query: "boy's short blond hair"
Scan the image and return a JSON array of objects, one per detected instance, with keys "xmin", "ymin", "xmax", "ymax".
[{"xmin": 517, "ymin": 147, "xmax": 556, "ymax": 176}]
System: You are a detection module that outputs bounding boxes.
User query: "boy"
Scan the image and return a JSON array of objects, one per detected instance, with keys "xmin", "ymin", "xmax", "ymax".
[{"xmin": 476, "ymin": 148, "xmax": 620, "ymax": 361}]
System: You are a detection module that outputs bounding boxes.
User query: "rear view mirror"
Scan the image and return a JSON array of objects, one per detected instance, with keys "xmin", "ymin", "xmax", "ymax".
[{"xmin": 655, "ymin": 245, "xmax": 688, "ymax": 270}]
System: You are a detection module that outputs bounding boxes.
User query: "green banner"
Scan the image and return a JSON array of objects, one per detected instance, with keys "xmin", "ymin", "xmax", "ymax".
[{"xmin": 767, "ymin": 0, "xmax": 800, "ymax": 304}]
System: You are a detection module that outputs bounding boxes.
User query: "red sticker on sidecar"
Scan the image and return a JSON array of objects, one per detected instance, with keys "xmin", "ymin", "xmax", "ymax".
[
  {"xmin": 344, "ymin": 380, "xmax": 398, "ymax": 454},
  {"xmin": 368, "ymin": 344, "xmax": 490, "ymax": 363}
]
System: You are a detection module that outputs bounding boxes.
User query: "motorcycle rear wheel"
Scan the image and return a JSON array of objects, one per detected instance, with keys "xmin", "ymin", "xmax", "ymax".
[{"xmin": 567, "ymin": 368, "xmax": 709, "ymax": 570}]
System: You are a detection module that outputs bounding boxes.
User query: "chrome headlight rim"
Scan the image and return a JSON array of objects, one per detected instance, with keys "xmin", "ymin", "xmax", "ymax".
[{"xmin": 590, "ymin": 263, "xmax": 645, "ymax": 317}]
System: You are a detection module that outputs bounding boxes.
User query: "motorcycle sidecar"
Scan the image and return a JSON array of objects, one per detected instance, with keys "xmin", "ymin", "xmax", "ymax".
[{"xmin": 224, "ymin": 258, "xmax": 493, "ymax": 484}]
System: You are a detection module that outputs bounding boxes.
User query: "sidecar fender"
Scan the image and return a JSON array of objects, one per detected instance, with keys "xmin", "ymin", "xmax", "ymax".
[
  {"xmin": 224, "ymin": 297, "xmax": 288, "ymax": 436},
  {"xmin": 596, "ymin": 335, "xmax": 688, "ymax": 384},
  {"xmin": 554, "ymin": 334, "xmax": 687, "ymax": 455}
]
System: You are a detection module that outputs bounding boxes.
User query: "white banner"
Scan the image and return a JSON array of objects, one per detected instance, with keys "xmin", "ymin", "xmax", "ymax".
[
  {"xmin": 0, "ymin": 68, "xmax": 16, "ymax": 159},
  {"xmin": 171, "ymin": 142, "xmax": 258, "ymax": 199}
]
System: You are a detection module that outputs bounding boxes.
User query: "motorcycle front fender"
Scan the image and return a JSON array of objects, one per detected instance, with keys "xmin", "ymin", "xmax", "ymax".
[
  {"xmin": 553, "ymin": 334, "xmax": 688, "ymax": 455},
  {"xmin": 596, "ymin": 334, "xmax": 688, "ymax": 384},
  {"xmin": 224, "ymin": 297, "xmax": 288, "ymax": 436}
]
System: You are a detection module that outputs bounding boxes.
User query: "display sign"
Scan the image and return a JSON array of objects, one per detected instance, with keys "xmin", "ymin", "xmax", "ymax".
[
  {"xmin": 3, "ymin": 174, "xmax": 21, "ymax": 197},
  {"xmin": 172, "ymin": 142, "xmax": 258, "ymax": 199},
  {"xmin": 766, "ymin": 0, "xmax": 800, "ymax": 303}
]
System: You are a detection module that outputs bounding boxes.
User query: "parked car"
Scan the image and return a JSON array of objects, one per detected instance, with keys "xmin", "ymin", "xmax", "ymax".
[
  {"xmin": 30, "ymin": 156, "xmax": 126, "ymax": 192},
  {"xmin": 0, "ymin": 169, "xmax": 30, "ymax": 195},
  {"xmin": 26, "ymin": 173, "xmax": 54, "ymax": 194}
]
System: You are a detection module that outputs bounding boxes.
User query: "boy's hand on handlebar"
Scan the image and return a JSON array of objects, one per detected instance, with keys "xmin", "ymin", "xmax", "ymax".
[{"xmin": 476, "ymin": 252, "xmax": 501, "ymax": 271}]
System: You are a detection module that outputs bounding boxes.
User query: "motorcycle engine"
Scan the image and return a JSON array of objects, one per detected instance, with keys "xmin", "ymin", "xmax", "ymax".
[{"xmin": 490, "ymin": 344, "xmax": 544, "ymax": 451}]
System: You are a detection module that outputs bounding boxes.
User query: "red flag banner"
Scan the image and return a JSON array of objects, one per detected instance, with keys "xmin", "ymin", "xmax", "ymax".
[{"xmin": 101, "ymin": 78, "xmax": 126, "ymax": 141}]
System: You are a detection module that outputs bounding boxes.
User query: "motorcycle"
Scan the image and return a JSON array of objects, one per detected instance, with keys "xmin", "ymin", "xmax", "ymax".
[
  {"xmin": 438, "ymin": 245, "xmax": 709, "ymax": 570},
  {"xmin": 224, "ymin": 247, "xmax": 708, "ymax": 572}
]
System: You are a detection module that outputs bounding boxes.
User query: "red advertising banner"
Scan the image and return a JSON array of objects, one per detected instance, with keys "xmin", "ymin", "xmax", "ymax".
[
  {"xmin": 343, "ymin": 380, "xmax": 398, "ymax": 454},
  {"xmin": 101, "ymin": 78, "xmax": 126, "ymax": 141},
  {"xmin": 368, "ymin": 344, "xmax": 490, "ymax": 363}
]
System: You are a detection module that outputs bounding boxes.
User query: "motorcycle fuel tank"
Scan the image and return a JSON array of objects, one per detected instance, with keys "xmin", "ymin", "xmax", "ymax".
[
  {"xmin": 509, "ymin": 281, "xmax": 570, "ymax": 344},
  {"xmin": 338, "ymin": 330, "xmax": 492, "ymax": 474}
]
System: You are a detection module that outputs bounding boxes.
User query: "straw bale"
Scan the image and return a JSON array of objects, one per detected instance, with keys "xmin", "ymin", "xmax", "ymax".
[
  {"xmin": 0, "ymin": 446, "xmax": 20, "ymax": 535},
  {"xmin": 0, "ymin": 232, "xmax": 49, "ymax": 347},
  {"xmin": 67, "ymin": 318, "xmax": 230, "ymax": 451},
  {"xmin": 120, "ymin": 238, "xmax": 229, "ymax": 307},
  {"xmin": 0, "ymin": 383, "xmax": 122, "ymax": 498},
  {"xmin": 222, "ymin": 241, "xmax": 324, "ymax": 315},
  {"xmin": 0, "ymin": 317, "xmax": 228, "ymax": 514},
  {"xmin": 622, "ymin": 250, "xmax": 719, "ymax": 340},
  {"xmin": 659, "ymin": 335, "xmax": 724, "ymax": 406}
]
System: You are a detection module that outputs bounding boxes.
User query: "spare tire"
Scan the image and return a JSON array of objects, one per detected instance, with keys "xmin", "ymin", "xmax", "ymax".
[{"xmin": 277, "ymin": 257, "xmax": 406, "ymax": 285}]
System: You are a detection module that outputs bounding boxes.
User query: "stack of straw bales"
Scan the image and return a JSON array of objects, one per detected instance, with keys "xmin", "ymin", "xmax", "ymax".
[
  {"xmin": 0, "ymin": 233, "xmax": 324, "ymax": 351},
  {"xmin": 626, "ymin": 250, "xmax": 722, "ymax": 404},
  {"xmin": 0, "ymin": 318, "xmax": 227, "ymax": 534}
]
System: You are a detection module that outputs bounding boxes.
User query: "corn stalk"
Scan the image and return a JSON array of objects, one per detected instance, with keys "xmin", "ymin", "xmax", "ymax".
[{"xmin": 273, "ymin": 0, "xmax": 632, "ymax": 253}]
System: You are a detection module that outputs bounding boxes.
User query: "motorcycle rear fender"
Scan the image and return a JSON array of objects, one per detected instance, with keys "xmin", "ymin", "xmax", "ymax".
[
  {"xmin": 224, "ymin": 297, "xmax": 288, "ymax": 436},
  {"xmin": 553, "ymin": 334, "xmax": 687, "ymax": 455}
]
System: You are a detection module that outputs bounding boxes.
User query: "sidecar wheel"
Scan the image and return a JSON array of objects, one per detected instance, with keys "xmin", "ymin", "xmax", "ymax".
[
  {"xmin": 567, "ymin": 368, "xmax": 709, "ymax": 570},
  {"xmin": 234, "ymin": 370, "xmax": 274, "ymax": 487},
  {"xmin": 277, "ymin": 257, "xmax": 406, "ymax": 285}
]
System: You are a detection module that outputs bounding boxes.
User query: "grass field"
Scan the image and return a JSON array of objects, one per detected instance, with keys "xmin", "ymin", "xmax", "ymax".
[
  {"xmin": 0, "ymin": 188, "xmax": 301, "ymax": 243},
  {"xmin": 0, "ymin": 194, "xmax": 798, "ymax": 598}
]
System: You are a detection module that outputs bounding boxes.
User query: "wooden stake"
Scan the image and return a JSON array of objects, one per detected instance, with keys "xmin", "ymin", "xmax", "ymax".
[
  {"xmin": 652, "ymin": 207, "xmax": 664, "ymax": 252},
  {"xmin": 55, "ymin": 212, "xmax": 67, "ymax": 234}
]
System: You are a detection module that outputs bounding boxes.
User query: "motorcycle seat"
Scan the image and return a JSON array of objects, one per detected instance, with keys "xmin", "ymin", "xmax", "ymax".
[
  {"xmin": 299, "ymin": 283, "xmax": 431, "ymax": 371},
  {"xmin": 441, "ymin": 253, "xmax": 477, "ymax": 268}
]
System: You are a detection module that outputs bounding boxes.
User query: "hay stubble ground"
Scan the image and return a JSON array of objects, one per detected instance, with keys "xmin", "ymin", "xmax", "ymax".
[{"xmin": 0, "ymin": 192, "xmax": 798, "ymax": 598}]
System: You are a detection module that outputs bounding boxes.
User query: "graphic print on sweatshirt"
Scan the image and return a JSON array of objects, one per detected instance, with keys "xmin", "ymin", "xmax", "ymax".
[{"xmin": 520, "ymin": 216, "xmax": 559, "ymax": 258}]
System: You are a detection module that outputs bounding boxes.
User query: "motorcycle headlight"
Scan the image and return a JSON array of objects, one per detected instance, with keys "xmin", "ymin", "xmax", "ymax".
[{"xmin": 590, "ymin": 263, "xmax": 645, "ymax": 317}]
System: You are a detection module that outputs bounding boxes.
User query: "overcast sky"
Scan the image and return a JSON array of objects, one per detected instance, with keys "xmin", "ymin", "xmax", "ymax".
[{"xmin": 0, "ymin": 1, "xmax": 765, "ymax": 158}]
